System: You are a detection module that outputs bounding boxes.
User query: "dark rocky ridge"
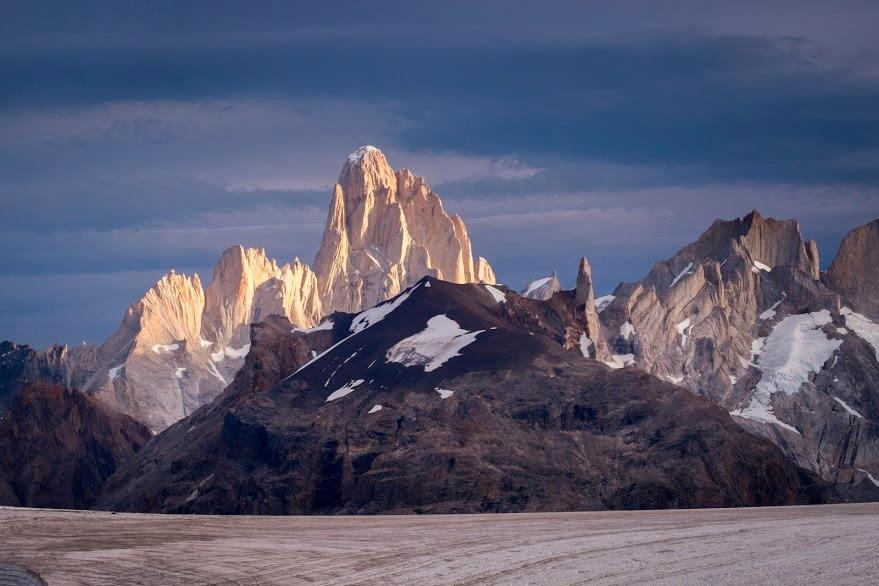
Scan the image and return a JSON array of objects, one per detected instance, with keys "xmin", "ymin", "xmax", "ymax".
[
  {"xmin": 97, "ymin": 278, "xmax": 834, "ymax": 514},
  {"xmin": 0, "ymin": 341, "xmax": 96, "ymax": 416},
  {"xmin": 0, "ymin": 382, "xmax": 151, "ymax": 509}
]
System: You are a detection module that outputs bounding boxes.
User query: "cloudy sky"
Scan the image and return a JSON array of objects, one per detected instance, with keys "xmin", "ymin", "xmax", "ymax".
[{"xmin": 2, "ymin": 1, "xmax": 878, "ymax": 347}]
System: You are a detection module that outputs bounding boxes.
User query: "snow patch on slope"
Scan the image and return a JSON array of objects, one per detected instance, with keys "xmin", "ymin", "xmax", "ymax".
[
  {"xmin": 386, "ymin": 315, "xmax": 484, "ymax": 372},
  {"xmin": 620, "ymin": 321, "xmax": 635, "ymax": 341},
  {"xmin": 752, "ymin": 260, "xmax": 772, "ymax": 273},
  {"xmin": 206, "ymin": 361, "xmax": 227, "ymax": 384},
  {"xmin": 108, "ymin": 365, "xmax": 123, "ymax": 381},
  {"xmin": 857, "ymin": 468, "xmax": 879, "ymax": 487},
  {"xmin": 210, "ymin": 344, "xmax": 251, "ymax": 362},
  {"xmin": 579, "ymin": 332, "xmax": 593, "ymax": 357},
  {"xmin": 350, "ymin": 284, "xmax": 420, "ymax": 334},
  {"xmin": 760, "ymin": 299, "xmax": 782, "ymax": 321},
  {"xmin": 675, "ymin": 318, "xmax": 693, "ymax": 349},
  {"xmin": 484, "ymin": 285, "xmax": 507, "ymax": 304},
  {"xmin": 670, "ymin": 262, "xmax": 694, "ymax": 287},
  {"xmin": 834, "ymin": 397, "xmax": 864, "ymax": 419},
  {"xmin": 152, "ymin": 343, "xmax": 179, "ymax": 354},
  {"xmin": 293, "ymin": 319, "xmax": 334, "ymax": 334},
  {"xmin": 522, "ymin": 276, "xmax": 552, "ymax": 296},
  {"xmin": 604, "ymin": 354, "xmax": 635, "ymax": 369},
  {"xmin": 595, "ymin": 295, "xmax": 615, "ymax": 313},
  {"xmin": 326, "ymin": 379, "xmax": 365, "ymax": 402},
  {"xmin": 842, "ymin": 307, "xmax": 879, "ymax": 360}
]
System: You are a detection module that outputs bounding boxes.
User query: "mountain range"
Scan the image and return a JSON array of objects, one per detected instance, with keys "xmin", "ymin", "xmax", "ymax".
[
  {"xmin": 1, "ymin": 146, "xmax": 877, "ymax": 512},
  {"xmin": 1, "ymin": 146, "xmax": 494, "ymax": 433}
]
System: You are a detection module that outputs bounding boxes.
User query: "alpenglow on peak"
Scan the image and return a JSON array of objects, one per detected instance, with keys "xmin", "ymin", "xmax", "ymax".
[{"xmin": 314, "ymin": 146, "xmax": 496, "ymax": 313}]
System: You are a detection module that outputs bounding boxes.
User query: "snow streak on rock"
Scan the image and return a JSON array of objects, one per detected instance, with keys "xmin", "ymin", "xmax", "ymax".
[
  {"xmin": 484, "ymin": 285, "xmax": 507, "ymax": 304},
  {"xmin": 326, "ymin": 379, "xmax": 365, "ymax": 402}
]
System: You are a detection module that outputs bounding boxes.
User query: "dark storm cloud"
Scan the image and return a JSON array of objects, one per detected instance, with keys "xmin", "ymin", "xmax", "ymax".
[{"xmin": 3, "ymin": 31, "xmax": 877, "ymax": 186}]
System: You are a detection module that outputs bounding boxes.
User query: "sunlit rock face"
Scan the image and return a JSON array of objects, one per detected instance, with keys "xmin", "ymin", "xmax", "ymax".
[
  {"xmin": 313, "ymin": 145, "xmax": 495, "ymax": 314},
  {"xmin": 597, "ymin": 210, "xmax": 879, "ymax": 499},
  {"xmin": 85, "ymin": 250, "xmax": 323, "ymax": 433}
]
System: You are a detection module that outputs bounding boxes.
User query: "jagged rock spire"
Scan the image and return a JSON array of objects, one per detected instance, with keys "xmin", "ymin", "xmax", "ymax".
[
  {"xmin": 313, "ymin": 145, "xmax": 495, "ymax": 313},
  {"xmin": 574, "ymin": 256, "xmax": 611, "ymax": 361}
]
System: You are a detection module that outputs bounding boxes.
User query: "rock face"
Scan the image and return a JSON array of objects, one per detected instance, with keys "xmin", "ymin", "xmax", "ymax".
[
  {"xmin": 97, "ymin": 278, "xmax": 833, "ymax": 514},
  {"xmin": 0, "ymin": 341, "xmax": 96, "ymax": 417},
  {"xmin": 84, "ymin": 250, "xmax": 322, "ymax": 432},
  {"xmin": 0, "ymin": 382, "xmax": 151, "ymax": 509},
  {"xmin": 202, "ymin": 246, "xmax": 322, "ymax": 348},
  {"xmin": 825, "ymin": 219, "xmax": 879, "ymax": 320},
  {"xmin": 598, "ymin": 210, "xmax": 879, "ymax": 499},
  {"xmin": 313, "ymin": 146, "xmax": 495, "ymax": 314}
]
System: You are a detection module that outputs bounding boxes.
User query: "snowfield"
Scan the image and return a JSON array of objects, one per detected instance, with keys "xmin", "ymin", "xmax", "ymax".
[
  {"xmin": 386, "ymin": 314, "xmax": 484, "ymax": 372},
  {"xmin": 732, "ymin": 310, "xmax": 842, "ymax": 433},
  {"xmin": 1, "ymin": 504, "xmax": 876, "ymax": 585}
]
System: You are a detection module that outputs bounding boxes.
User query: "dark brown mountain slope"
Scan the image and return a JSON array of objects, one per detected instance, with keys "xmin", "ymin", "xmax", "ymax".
[
  {"xmin": 97, "ymin": 277, "xmax": 833, "ymax": 514},
  {"xmin": 0, "ymin": 382, "xmax": 151, "ymax": 509}
]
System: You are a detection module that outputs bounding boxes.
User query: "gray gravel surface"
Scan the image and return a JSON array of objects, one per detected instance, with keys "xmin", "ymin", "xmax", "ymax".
[{"xmin": 0, "ymin": 503, "xmax": 877, "ymax": 585}]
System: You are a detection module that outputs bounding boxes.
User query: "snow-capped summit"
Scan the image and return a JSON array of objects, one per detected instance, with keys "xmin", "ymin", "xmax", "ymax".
[{"xmin": 346, "ymin": 144, "xmax": 382, "ymax": 164}]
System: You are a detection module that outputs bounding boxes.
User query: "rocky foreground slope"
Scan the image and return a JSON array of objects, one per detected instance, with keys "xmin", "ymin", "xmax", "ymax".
[
  {"xmin": 596, "ymin": 212, "xmax": 879, "ymax": 499},
  {"xmin": 0, "ymin": 382, "xmax": 151, "ymax": 509},
  {"xmin": 2, "ymin": 147, "xmax": 493, "ymax": 433},
  {"xmin": 96, "ymin": 278, "xmax": 832, "ymax": 514}
]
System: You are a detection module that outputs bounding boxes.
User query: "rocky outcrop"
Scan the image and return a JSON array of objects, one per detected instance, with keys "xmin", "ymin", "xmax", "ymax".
[
  {"xmin": 0, "ymin": 382, "xmax": 151, "ymax": 509},
  {"xmin": 826, "ymin": 219, "xmax": 879, "ymax": 320},
  {"xmin": 97, "ymin": 278, "xmax": 833, "ymax": 514},
  {"xmin": 597, "ymin": 210, "xmax": 879, "ymax": 499},
  {"xmin": 313, "ymin": 146, "xmax": 495, "ymax": 314}
]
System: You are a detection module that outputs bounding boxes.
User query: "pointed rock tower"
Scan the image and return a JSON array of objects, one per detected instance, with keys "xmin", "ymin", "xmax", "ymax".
[
  {"xmin": 574, "ymin": 257, "xmax": 611, "ymax": 361},
  {"xmin": 313, "ymin": 146, "xmax": 495, "ymax": 313}
]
